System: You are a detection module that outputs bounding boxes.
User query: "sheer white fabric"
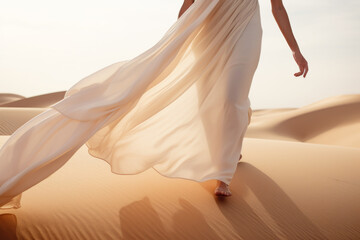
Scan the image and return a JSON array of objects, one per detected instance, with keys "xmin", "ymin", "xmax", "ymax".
[{"xmin": 0, "ymin": 0, "xmax": 262, "ymax": 208}]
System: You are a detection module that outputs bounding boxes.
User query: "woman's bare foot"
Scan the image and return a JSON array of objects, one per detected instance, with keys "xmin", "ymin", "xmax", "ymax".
[{"xmin": 214, "ymin": 180, "xmax": 232, "ymax": 197}]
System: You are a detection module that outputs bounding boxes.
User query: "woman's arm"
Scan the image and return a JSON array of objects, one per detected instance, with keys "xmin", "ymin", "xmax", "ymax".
[
  {"xmin": 271, "ymin": 0, "xmax": 309, "ymax": 78},
  {"xmin": 178, "ymin": 0, "xmax": 195, "ymax": 19}
]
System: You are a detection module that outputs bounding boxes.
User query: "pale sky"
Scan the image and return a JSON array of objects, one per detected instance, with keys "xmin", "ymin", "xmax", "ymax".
[{"xmin": 0, "ymin": 0, "xmax": 359, "ymax": 109}]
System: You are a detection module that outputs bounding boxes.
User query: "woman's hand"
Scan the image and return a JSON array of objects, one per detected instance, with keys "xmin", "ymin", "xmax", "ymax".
[
  {"xmin": 292, "ymin": 50, "xmax": 309, "ymax": 78},
  {"xmin": 271, "ymin": 0, "xmax": 309, "ymax": 78}
]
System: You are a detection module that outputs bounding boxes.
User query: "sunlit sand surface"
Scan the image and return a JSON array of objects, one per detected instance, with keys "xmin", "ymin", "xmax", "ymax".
[{"xmin": 0, "ymin": 92, "xmax": 359, "ymax": 239}]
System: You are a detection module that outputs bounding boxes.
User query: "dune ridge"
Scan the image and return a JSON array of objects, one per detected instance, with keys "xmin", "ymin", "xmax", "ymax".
[
  {"xmin": 0, "ymin": 91, "xmax": 65, "ymax": 108},
  {"xmin": 1, "ymin": 92, "xmax": 359, "ymax": 149},
  {"xmin": 247, "ymin": 94, "xmax": 360, "ymax": 148},
  {"xmin": 0, "ymin": 93, "xmax": 25, "ymax": 105}
]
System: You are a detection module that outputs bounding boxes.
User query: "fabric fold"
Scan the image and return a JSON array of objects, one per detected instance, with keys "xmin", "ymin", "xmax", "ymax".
[
  {"xmin": 1, "ymin": 0, "xmax": 261, "ymax": 209},
  {"xmin": 50, "ymin": 0, "xmax": 220, "ymax": 121}
]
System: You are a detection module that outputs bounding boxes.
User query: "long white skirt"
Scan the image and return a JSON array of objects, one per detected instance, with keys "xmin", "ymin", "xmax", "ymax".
[{"xmin": 0, "ymin": 0, "xmax": 262, "ymax": 208}]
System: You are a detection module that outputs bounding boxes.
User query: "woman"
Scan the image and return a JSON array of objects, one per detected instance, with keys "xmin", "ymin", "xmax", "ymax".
[
  {"xmin": 0, "ymin": 0, "xmax": 308, "ymax": 208},
  {"xmin": 179, "ymin": 0, "xmax": 308, "ymax": 196}
]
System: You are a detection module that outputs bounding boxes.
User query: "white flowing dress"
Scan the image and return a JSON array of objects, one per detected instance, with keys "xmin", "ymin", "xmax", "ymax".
[{"xmin": 0, "ymin": 0, "xmax": 262, "ymax": 208}]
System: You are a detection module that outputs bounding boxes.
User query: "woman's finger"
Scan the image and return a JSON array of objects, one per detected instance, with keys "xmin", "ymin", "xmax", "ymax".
[
  {"xmin": 303, "ymin": 64, "xmax": 309, "ymax": 78},
  {"xmin": 294, "ymin": 65, "xmax": 304, "ymax": 77}
]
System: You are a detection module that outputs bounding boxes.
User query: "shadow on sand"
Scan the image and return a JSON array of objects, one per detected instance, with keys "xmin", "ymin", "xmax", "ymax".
[
  {"xmin": 119, "ymin": 196, "xmax": 222, "ymax": 240},
  {"xmin": 0, "ymin": 213, "xmax": 18, "ymax": 240},
  {"xmin": 118, "ymin": 162, "xmax": 328, "ymax": 239},
  {"xmin": 212, "ymin": 162, "xmax": 327, "ymax": 240}
]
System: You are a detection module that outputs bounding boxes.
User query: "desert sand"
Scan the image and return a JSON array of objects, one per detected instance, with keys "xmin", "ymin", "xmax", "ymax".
[{"xmin": 0, "ymin": 92, "xmax": 359, "ymax": 239}]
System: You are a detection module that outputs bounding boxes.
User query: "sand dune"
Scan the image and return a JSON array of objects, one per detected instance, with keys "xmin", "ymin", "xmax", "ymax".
[
  {"xmin": 1, "ymin": 93, "xmax": 359, "ymax": 148},
  {"xmin": 0, "ymin": 108, "xmax": 45, "ymax": 135},
  {"xmin": 0, "ymin": 91, "xmax": 65, "ymax": 108},
  {"xmin": 0, "ymin": 91, "xmax": 65, "ymax": 135},
  {"xmin": 247, "ymin": 94, "xmax": 360, "ymax": 148},
  {"xmin": 0, "ymin": 137, "xmax": 359, "ymax": 239},
  {"xmin": 0, "ymin": 94, "xmax": 25, "ymax": 105},
  {"xmin": 0, "ymin": 93, "xmax": 359, "ymax": 239}
]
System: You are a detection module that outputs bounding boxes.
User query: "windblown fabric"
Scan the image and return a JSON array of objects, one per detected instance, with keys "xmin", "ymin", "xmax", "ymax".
[{"xmin": 0, "ymin": 0, "xmax": 262, "ymax": 208}]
